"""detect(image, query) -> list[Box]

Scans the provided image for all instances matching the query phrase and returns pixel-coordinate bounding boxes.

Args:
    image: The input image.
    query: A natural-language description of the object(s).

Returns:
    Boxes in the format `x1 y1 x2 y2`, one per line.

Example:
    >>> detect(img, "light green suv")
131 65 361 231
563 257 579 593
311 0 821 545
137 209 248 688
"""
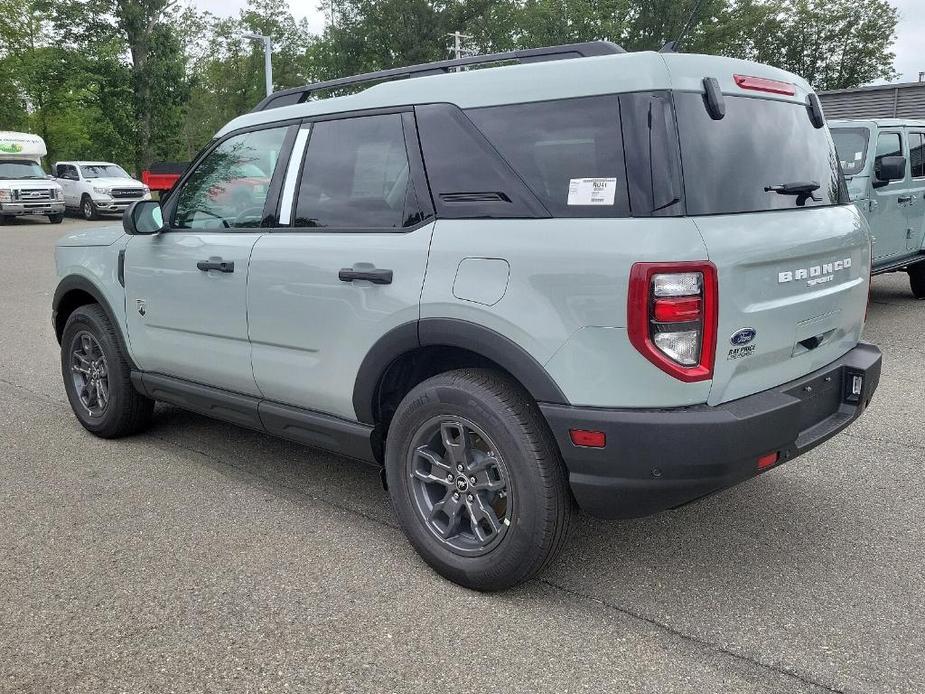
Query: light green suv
53 42 881 590
830 119 925 296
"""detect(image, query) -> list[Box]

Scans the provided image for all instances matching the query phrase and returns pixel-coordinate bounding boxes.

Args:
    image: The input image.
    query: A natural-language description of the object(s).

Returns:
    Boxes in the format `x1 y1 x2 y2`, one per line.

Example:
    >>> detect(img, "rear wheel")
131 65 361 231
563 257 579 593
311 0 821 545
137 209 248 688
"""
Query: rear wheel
61 304 154 438
385 369 572 591
910 262 925 299
0 215 8 225
81 196 98 221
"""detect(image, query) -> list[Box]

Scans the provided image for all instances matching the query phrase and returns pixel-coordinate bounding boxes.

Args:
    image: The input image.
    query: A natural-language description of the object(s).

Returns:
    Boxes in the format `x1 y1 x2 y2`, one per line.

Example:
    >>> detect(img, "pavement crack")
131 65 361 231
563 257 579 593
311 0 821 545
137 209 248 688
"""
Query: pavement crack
538 578 848 694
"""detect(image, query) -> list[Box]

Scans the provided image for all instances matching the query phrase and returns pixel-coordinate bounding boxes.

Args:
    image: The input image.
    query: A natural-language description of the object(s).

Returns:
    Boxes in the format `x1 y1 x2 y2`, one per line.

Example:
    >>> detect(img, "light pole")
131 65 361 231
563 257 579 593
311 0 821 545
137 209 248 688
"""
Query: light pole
243 33 273 97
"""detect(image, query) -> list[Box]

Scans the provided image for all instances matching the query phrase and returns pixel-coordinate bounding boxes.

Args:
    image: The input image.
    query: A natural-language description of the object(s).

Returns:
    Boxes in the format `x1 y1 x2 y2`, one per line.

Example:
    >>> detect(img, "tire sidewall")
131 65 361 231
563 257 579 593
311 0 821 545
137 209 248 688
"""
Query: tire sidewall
386 373 558 589
60 307 129 435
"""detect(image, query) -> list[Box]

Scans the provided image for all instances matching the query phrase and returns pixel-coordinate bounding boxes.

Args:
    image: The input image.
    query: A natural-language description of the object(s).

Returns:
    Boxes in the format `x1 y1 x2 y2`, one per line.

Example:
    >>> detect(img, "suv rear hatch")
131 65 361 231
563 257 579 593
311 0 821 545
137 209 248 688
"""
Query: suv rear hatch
669 71 869 406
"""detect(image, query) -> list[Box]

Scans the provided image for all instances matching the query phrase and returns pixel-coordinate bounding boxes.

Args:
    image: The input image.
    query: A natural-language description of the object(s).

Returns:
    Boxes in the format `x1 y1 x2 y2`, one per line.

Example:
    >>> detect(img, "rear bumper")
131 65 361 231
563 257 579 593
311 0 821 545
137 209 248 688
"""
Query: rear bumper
541 342 882 519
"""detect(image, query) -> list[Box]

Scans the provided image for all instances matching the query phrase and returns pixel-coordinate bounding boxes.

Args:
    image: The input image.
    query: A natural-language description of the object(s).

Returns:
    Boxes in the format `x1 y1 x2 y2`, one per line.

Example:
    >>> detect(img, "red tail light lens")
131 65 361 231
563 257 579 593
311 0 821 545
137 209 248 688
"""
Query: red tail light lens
628 262 718 382
733 74 796 96
653 296 702 323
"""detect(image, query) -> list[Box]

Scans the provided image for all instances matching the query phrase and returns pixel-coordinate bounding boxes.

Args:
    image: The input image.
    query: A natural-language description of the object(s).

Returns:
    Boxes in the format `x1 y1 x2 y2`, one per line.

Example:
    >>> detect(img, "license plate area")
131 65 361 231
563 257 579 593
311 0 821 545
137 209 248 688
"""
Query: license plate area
785 371 842 433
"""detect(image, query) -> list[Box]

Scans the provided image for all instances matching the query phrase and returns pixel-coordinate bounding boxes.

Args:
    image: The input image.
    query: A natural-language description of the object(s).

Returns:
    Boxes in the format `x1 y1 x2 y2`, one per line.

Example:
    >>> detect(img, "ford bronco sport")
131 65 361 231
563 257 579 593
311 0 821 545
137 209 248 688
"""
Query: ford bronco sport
54 42 881 590
829 119 925 296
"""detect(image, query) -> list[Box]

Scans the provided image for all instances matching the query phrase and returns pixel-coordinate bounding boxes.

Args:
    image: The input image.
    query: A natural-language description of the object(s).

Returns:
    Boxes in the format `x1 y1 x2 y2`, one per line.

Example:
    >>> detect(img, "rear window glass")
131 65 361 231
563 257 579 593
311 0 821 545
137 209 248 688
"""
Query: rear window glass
466 96 630 217
675 93 847 215
831 128 870 177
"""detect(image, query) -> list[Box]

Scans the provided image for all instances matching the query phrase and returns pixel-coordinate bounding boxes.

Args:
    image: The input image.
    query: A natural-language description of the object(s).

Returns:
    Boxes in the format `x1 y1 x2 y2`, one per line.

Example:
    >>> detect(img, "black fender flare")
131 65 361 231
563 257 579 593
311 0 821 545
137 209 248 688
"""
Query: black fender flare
52 275 135 368
352 317 569 425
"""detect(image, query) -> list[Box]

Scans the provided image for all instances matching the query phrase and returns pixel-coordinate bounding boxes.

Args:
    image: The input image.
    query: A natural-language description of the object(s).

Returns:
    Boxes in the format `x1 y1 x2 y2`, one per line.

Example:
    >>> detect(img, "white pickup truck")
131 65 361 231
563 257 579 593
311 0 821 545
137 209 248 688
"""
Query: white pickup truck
0 131 65 225
54 161 151 220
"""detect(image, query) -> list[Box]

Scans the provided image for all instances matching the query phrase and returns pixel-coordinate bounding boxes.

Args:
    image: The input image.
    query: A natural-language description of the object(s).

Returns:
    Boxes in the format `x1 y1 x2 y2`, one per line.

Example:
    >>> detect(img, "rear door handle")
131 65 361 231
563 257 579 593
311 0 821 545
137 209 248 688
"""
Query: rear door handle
197 258 235 273
898 195 914 204
338 268 393 285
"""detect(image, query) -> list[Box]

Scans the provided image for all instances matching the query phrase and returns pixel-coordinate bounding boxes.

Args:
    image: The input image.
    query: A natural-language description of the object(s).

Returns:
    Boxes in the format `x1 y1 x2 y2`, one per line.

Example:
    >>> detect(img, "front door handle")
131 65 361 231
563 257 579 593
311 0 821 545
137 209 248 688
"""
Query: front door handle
338 267 393 285
898 195 914 204
197 258 235 273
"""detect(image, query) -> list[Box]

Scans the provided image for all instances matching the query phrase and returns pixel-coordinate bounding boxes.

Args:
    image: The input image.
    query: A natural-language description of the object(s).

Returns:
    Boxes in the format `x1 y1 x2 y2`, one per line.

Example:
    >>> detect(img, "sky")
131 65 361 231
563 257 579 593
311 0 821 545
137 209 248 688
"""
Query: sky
192 0 925 85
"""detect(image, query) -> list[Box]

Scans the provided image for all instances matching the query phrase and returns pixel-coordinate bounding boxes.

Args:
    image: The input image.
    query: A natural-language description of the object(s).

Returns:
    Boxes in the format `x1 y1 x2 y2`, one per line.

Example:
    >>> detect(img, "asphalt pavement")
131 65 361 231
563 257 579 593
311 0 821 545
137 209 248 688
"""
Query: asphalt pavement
0 216 922 693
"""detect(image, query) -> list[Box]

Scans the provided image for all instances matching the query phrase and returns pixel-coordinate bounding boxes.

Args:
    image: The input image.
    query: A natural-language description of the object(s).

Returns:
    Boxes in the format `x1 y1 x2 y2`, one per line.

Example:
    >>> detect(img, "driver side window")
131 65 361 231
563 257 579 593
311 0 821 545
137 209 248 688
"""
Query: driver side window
173 126 289 230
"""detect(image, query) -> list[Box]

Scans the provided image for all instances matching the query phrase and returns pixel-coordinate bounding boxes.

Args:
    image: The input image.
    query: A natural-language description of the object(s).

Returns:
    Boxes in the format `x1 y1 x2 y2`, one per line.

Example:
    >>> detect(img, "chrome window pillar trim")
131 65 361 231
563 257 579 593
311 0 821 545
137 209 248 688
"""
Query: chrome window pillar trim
279 125 311 226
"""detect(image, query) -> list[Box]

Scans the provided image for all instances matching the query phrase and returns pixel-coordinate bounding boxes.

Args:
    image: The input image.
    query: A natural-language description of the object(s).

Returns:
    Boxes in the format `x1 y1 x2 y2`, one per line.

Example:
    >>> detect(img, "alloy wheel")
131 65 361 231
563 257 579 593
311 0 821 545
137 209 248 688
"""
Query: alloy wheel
69 331 109 417
407 416 512 556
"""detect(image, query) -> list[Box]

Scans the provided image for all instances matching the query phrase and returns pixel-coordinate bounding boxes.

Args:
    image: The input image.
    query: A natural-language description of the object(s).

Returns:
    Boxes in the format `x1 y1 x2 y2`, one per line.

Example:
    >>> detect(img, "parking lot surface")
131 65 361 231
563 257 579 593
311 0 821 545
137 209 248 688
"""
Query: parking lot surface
1 216 922 693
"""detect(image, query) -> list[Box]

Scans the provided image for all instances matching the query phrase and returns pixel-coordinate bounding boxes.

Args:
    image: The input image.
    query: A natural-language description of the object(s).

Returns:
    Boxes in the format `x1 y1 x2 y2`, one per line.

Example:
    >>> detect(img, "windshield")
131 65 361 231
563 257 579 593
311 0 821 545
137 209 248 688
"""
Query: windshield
80 164 129 179
0 159 46 180
831 128 870 177
675 93 847 215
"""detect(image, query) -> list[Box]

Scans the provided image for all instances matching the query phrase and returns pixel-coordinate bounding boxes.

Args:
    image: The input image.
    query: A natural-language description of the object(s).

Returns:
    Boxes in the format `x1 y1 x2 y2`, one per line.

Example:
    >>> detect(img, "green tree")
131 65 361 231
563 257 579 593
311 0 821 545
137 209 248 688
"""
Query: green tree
752 0 899 90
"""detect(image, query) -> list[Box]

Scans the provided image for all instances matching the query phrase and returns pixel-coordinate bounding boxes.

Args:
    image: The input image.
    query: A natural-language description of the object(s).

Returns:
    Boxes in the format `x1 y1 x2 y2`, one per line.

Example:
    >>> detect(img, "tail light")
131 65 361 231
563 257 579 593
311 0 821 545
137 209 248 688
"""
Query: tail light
628 262 718 382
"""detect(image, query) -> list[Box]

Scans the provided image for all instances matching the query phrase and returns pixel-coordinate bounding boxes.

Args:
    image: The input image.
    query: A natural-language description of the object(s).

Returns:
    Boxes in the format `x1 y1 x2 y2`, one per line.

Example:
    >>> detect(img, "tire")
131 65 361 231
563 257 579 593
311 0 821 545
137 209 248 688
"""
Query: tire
0 215 8 225
60 304 154 438
81 196 98 221
910 262 925 299
385 368 572 591
48 213 63 224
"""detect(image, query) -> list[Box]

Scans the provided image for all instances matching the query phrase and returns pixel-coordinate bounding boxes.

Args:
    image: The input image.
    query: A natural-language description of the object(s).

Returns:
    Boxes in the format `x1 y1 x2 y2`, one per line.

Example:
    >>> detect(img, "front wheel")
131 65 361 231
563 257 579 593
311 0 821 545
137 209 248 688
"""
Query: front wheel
910 262 925 299
61 304 154 438
385 369 572 591
48 213 63 224
81 196 98 221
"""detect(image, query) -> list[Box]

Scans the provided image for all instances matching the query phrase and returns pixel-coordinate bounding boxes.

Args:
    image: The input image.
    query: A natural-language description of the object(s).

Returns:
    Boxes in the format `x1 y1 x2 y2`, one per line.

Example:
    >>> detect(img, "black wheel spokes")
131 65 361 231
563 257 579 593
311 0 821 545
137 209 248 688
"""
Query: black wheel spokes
409 418 511 554
70 331 109 417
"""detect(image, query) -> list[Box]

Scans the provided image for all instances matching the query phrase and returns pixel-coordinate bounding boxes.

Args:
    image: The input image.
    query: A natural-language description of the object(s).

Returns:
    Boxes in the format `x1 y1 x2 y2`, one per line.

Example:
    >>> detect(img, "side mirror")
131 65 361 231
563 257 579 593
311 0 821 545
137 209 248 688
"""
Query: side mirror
873 155 906 187
124 200 165 235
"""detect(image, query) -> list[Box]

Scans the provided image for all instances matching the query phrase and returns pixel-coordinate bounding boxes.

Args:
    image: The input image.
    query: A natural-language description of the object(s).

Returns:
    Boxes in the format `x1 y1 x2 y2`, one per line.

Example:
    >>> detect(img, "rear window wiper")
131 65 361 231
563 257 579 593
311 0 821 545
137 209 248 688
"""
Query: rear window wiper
764 181 821 205
764 181 820 195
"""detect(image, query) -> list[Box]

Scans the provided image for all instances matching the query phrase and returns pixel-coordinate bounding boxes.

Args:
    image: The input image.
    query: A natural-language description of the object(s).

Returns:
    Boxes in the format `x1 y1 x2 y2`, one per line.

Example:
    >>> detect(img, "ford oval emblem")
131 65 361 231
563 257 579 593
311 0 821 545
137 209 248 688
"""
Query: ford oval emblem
730 328 757 346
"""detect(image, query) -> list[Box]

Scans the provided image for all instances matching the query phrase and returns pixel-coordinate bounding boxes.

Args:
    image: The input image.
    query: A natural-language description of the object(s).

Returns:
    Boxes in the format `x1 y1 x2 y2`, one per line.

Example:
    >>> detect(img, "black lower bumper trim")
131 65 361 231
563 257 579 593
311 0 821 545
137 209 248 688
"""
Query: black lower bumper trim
541 342 882 519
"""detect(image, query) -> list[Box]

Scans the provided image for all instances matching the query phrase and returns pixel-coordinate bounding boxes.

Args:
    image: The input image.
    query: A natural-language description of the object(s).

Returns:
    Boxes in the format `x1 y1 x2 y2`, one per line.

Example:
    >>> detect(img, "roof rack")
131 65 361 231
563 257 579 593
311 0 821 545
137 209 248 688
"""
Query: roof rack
252 41 625 112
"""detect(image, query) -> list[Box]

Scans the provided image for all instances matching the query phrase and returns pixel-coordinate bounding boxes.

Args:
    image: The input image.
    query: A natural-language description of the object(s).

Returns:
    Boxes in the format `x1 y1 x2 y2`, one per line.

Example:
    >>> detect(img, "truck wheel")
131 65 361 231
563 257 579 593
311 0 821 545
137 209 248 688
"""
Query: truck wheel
48 213 63 224
910 262 925 299
0 215 8 225
385 369 572 591
81 196 98 221
61 304 154 438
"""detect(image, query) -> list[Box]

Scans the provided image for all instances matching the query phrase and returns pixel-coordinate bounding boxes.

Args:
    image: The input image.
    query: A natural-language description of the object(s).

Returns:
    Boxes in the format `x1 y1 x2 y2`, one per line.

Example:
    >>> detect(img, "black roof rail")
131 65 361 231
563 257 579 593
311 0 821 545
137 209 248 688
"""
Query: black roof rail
252 41 625 112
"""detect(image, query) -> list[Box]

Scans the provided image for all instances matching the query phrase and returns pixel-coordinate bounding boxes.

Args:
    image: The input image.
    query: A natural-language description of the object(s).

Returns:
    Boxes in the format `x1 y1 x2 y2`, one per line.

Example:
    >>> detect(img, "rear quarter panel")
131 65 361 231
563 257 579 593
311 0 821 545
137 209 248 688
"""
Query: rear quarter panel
420 218 713 407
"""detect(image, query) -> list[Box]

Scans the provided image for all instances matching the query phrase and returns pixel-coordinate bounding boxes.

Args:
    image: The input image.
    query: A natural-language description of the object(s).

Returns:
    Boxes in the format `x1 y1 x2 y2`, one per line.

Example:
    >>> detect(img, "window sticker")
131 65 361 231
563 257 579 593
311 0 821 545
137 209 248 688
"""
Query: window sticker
568 177 617 206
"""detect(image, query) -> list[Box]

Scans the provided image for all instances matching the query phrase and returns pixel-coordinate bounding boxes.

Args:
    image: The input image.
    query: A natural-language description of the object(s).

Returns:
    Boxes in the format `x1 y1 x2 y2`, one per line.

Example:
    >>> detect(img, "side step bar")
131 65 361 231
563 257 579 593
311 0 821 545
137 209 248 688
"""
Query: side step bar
131 371 377 463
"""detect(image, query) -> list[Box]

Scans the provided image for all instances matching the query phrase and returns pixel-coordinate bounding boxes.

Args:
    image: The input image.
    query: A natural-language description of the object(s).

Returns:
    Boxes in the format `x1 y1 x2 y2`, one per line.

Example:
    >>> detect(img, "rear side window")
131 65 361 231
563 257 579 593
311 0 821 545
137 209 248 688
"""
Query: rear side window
910 133 925 179
675 93 847 215
466 96 630 217
874 133 903 181
831 128 870 177
294 114 423 229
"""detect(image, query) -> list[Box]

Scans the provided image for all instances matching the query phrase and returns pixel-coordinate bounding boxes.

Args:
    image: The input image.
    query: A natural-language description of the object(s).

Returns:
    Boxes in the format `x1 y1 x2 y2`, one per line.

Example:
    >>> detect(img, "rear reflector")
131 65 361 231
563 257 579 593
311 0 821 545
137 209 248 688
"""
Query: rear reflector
569 429 606 448
734 74 796 96
757 452 779 470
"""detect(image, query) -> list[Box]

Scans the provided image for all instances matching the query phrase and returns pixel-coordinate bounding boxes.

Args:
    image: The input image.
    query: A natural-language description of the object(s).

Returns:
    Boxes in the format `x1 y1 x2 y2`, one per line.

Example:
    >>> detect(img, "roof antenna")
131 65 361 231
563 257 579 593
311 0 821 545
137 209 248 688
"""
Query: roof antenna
660 0 706 53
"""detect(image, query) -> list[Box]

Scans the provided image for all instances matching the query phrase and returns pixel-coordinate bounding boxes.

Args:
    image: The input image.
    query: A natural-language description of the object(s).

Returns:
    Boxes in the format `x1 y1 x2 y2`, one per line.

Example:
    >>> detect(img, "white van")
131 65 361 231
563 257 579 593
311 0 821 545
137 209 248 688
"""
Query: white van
0 132 65 225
